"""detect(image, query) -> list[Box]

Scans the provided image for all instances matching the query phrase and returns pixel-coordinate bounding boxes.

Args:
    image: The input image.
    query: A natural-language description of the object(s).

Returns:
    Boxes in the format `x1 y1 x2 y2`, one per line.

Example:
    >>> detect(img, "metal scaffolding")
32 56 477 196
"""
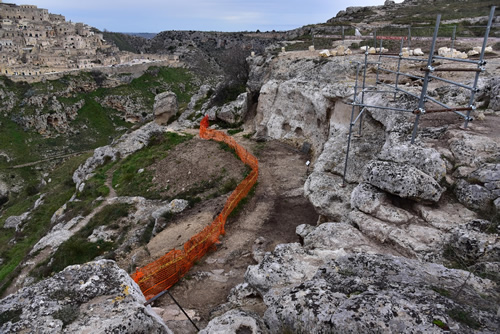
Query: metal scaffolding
342 6 497 186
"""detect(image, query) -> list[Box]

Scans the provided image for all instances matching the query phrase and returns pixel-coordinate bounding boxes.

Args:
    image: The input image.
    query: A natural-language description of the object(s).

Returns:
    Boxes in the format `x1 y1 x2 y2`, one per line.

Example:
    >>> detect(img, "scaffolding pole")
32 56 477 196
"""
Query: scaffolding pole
340 8 493 185
411 14 441 144
464 5 496 128
342 63 361 186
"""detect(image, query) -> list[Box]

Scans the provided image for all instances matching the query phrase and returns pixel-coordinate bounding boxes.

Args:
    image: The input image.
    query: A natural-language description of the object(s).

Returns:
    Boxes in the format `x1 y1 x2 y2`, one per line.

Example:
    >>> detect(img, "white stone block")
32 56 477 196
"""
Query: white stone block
319 49 331 57
413 48 424 56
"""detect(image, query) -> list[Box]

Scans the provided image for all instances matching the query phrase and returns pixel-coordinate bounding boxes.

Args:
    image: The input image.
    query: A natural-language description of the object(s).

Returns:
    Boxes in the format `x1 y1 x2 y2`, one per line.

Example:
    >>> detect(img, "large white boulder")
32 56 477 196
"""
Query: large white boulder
154 91 178 125
216 92 248 124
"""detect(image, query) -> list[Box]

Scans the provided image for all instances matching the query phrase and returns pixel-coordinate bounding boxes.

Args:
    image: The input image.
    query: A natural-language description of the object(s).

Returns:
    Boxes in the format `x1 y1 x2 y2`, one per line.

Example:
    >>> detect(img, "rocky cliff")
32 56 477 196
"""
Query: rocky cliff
1 1 500 332
201 39 500 331
0 260 172 333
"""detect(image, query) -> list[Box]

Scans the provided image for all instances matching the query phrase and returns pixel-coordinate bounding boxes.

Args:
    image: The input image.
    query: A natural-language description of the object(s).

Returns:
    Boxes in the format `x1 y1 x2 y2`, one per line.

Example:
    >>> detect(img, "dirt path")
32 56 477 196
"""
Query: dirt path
5 150 93 169
147 134 319 332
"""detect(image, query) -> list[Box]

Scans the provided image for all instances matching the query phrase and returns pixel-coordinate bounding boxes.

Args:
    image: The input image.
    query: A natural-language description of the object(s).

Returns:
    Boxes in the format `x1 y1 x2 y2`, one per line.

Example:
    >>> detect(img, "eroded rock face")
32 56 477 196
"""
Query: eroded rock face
250 54 355 154
199 309 268 334
455 179 495 212
478 77 500 111
349 209 445 261
448 131 500 168
263 253 499 334
0 180 10 206
0 260 172 333
4 212 30 231
448 220 500 266
351 183 413 225
304 172 354 221
254 79 333 152
99 95 150 123
154 91 178 125
72 121 165 188
363 161 444 203
245 223 394 300
215 92 248 124
377 135 447 181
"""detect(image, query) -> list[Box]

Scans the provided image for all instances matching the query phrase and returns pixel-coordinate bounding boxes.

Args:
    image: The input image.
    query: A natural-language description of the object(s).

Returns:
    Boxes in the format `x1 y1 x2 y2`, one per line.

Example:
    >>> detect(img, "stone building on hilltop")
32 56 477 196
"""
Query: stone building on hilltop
0 1 169 78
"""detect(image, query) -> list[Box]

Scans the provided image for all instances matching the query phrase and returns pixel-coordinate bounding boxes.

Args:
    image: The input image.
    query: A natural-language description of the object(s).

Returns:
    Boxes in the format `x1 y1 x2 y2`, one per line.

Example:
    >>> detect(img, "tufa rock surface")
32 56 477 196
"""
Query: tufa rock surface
154 91 179 125
263 253 499 334
0 260 172 333
363 160 444 203
199 309 268 334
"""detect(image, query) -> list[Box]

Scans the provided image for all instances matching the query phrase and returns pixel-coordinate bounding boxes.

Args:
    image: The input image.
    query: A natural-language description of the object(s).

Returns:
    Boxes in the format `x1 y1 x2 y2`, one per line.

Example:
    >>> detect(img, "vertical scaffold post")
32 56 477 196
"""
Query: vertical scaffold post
359 51 369 135
393 39 405 101
375 39 383 87
342 64 361 186
408 26 411 50
464 6 495 129
411 14 441 144
451 25 457 51
373 29 377 47
342 26 345 41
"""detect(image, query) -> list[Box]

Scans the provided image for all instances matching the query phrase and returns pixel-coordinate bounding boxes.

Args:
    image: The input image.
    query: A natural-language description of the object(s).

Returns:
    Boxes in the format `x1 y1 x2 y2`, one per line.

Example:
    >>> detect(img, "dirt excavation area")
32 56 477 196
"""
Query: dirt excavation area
131 133 318 332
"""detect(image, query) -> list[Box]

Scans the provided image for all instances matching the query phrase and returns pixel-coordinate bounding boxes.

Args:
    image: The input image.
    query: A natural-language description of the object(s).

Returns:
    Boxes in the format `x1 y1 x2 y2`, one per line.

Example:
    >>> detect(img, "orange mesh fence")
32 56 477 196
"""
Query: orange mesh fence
131 115 259 299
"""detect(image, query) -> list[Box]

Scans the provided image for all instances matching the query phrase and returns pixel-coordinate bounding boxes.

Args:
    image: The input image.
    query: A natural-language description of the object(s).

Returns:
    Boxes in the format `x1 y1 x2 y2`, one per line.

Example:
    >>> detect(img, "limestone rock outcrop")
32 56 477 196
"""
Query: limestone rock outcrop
363 161 444 203
478 77 500 111
248 54 355 153
72 121 165 188
0 260 172 333
0 180 9 206
263 253 499 333
199 309 268 334
99 95 151 123
215 92 248 124
304 172 354 221
154 91 178 125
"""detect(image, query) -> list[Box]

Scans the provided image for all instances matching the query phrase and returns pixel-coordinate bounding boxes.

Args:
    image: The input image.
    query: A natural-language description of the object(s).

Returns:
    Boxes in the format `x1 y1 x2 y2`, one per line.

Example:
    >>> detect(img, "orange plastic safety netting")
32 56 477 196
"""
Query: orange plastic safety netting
131 115 259 300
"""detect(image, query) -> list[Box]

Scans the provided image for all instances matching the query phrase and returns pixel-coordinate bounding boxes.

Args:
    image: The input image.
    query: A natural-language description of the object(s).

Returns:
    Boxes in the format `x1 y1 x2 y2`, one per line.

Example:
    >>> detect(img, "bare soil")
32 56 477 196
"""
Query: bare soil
143 133 318 332
150 138 248 200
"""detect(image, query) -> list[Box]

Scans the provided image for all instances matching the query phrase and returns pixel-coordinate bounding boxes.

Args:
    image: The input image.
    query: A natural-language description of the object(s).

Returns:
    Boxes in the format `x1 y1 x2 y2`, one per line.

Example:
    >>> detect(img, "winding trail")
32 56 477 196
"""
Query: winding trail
150 134 318 333
4 150 93 169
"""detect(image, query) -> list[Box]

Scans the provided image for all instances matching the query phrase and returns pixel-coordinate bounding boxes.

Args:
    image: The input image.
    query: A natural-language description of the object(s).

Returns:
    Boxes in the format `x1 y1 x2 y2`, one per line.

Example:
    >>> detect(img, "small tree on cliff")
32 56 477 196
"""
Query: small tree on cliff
210 45 250 106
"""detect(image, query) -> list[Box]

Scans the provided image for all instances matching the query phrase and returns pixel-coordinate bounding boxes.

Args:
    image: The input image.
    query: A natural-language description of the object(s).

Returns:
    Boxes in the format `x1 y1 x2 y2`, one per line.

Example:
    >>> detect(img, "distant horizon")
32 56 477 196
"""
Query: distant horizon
11 0 405 34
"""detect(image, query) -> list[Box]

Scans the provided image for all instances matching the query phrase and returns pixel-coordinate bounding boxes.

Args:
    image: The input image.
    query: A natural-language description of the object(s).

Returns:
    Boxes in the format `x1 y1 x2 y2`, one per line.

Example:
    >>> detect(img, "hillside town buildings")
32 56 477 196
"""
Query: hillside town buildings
0 1 170 78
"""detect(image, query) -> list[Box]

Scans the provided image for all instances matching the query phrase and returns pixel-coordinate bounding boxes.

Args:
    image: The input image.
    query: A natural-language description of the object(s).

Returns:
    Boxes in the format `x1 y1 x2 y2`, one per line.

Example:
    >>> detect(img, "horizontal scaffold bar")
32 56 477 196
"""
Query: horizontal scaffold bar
420 67 482 72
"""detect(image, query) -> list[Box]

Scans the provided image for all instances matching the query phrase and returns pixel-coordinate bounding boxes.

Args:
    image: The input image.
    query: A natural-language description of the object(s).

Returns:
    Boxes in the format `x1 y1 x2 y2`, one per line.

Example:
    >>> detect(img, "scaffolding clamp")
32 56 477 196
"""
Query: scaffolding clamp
427 65 435 72
413 108 426 115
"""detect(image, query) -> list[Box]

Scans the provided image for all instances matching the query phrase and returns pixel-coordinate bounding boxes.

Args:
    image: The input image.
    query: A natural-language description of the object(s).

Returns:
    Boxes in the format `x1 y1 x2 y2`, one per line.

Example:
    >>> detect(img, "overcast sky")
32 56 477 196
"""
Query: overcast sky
18 0 403 33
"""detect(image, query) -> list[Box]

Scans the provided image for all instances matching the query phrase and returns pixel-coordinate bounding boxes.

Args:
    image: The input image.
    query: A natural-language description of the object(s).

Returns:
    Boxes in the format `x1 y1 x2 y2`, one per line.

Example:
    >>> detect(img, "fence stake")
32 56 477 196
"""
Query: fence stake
408 26 411 50
359 52 369 135
375 39 383 86
167 290 200 332
451 25 456 51
411 14 441 144
393 39 404 101
464 5 495 129
342 63 361 186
